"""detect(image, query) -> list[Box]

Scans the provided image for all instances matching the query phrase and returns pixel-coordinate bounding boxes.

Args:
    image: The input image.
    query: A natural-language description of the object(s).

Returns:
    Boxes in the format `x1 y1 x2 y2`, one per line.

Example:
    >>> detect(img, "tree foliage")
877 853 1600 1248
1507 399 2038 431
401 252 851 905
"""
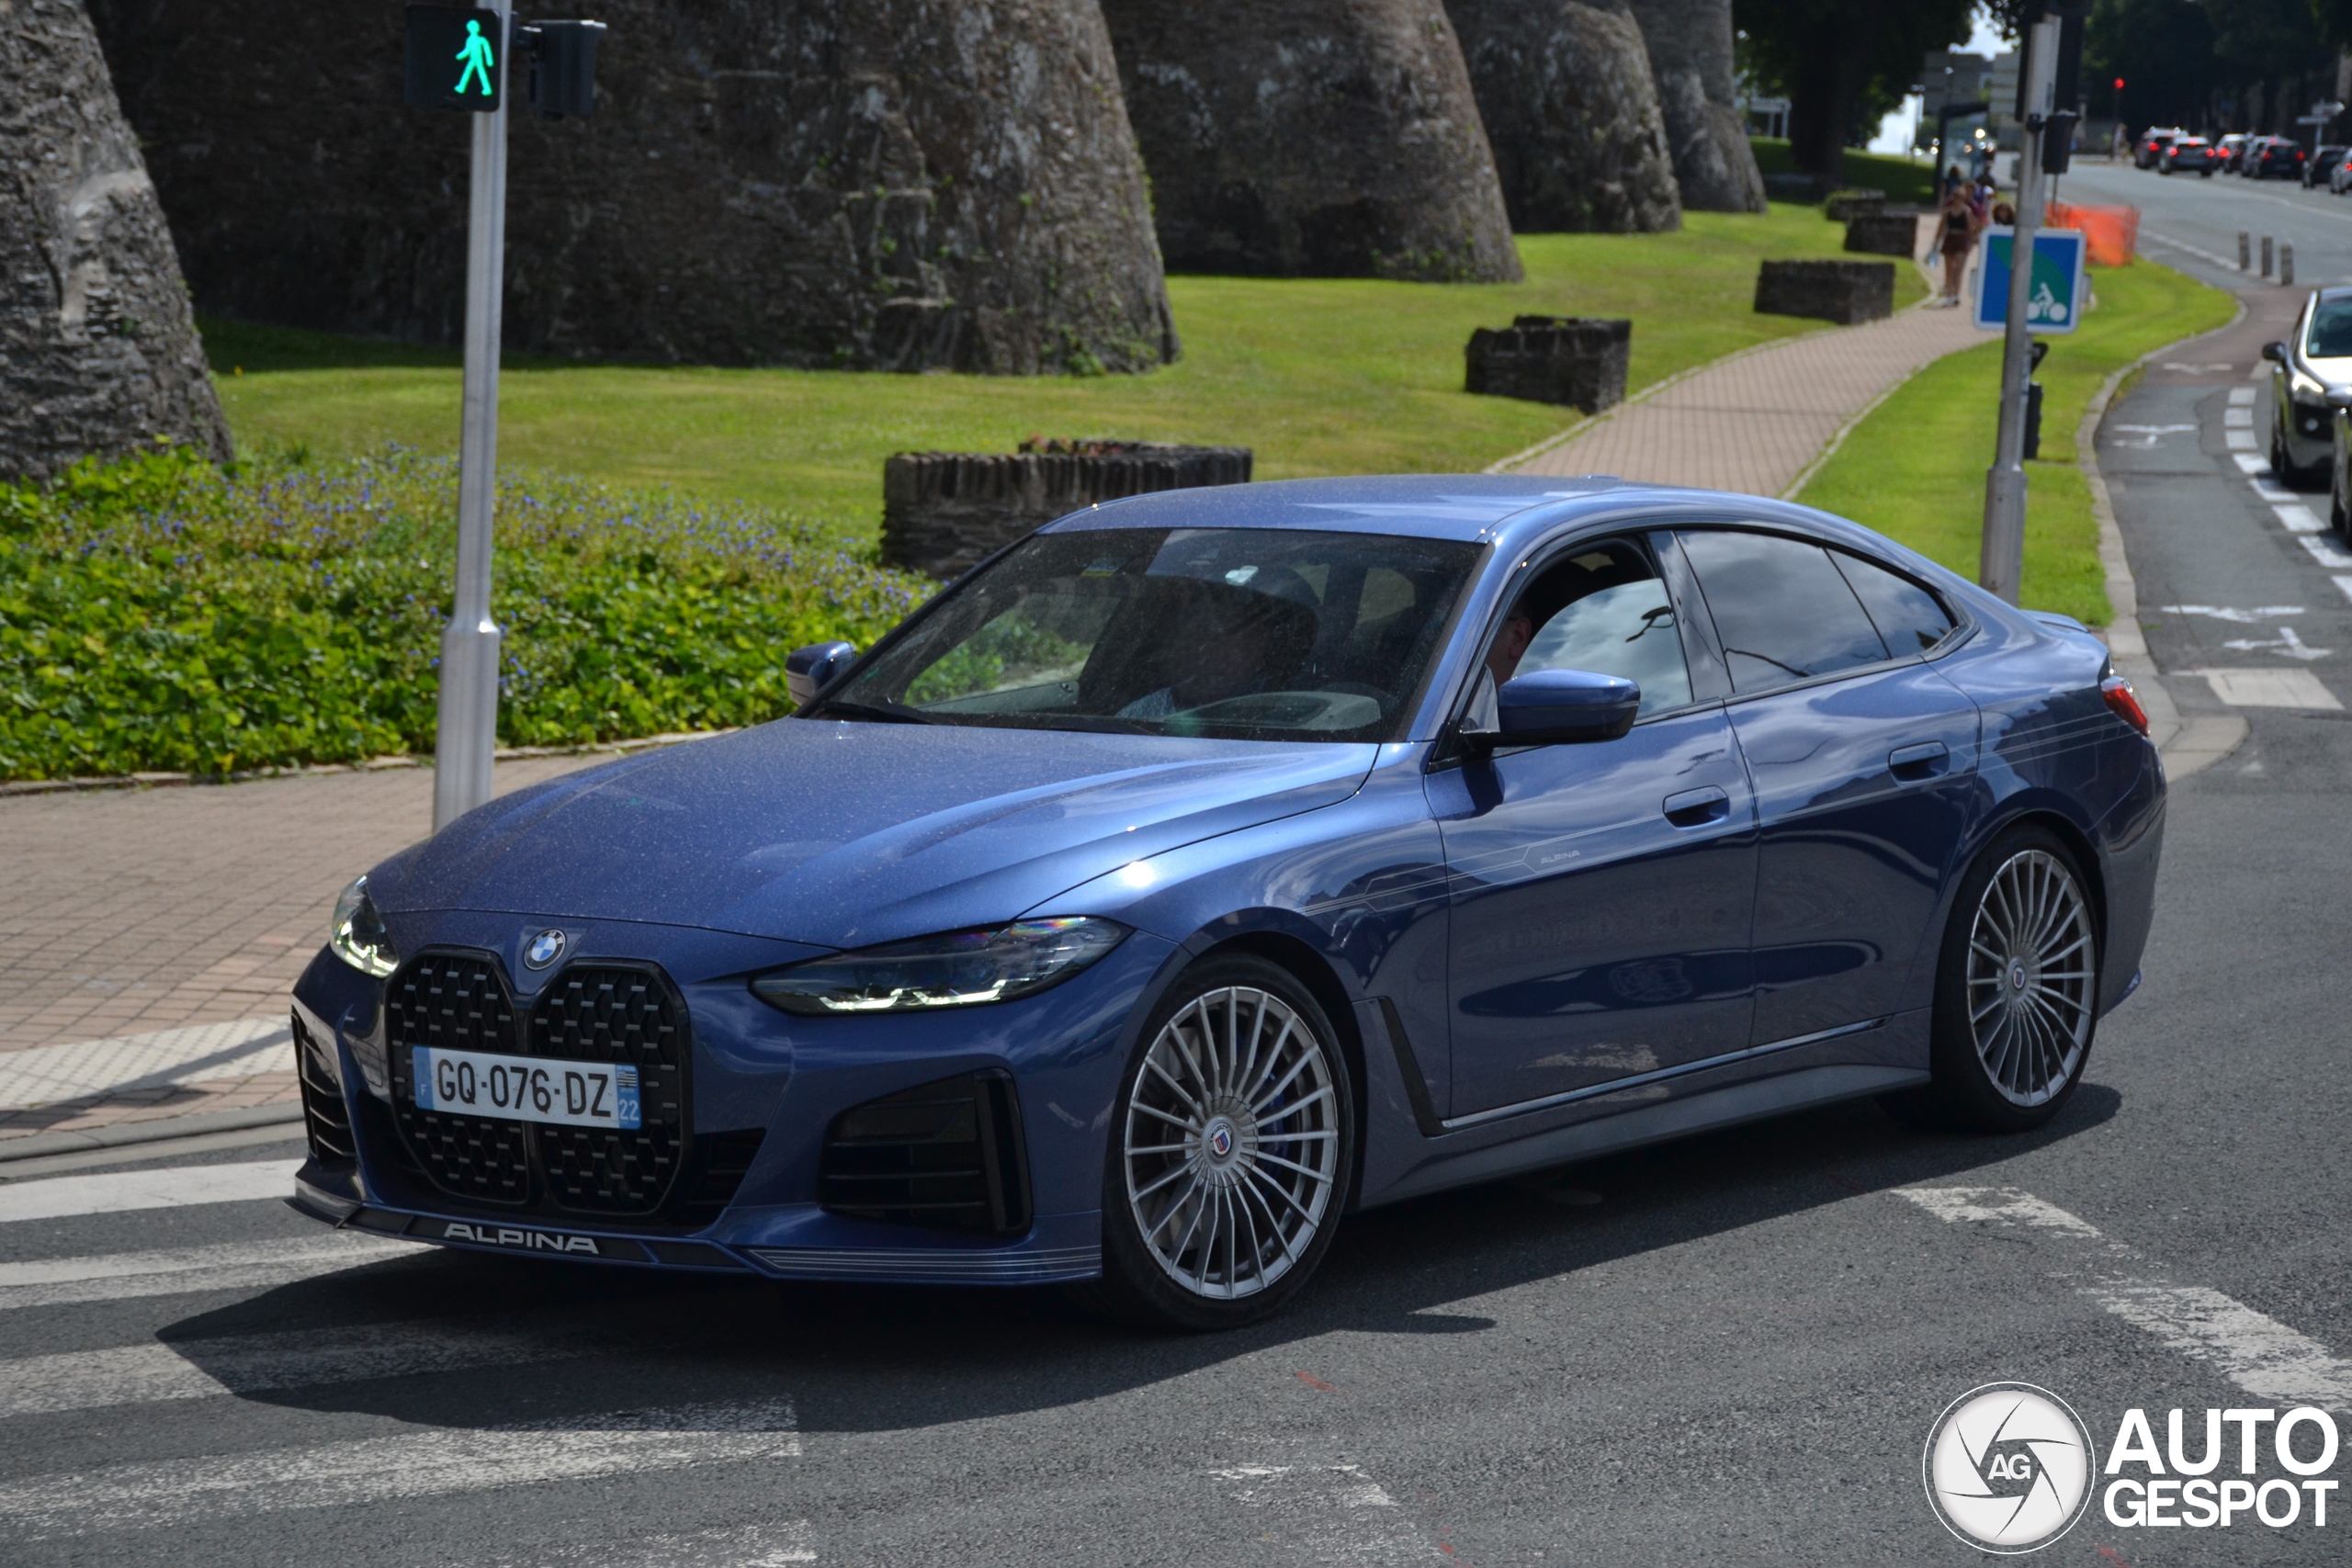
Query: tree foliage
1736 0 1979 173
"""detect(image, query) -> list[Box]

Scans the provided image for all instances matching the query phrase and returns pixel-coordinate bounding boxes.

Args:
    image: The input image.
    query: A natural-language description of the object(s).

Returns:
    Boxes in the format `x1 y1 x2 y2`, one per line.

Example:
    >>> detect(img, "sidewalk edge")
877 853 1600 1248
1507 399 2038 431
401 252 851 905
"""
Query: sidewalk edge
0 1103 302 1164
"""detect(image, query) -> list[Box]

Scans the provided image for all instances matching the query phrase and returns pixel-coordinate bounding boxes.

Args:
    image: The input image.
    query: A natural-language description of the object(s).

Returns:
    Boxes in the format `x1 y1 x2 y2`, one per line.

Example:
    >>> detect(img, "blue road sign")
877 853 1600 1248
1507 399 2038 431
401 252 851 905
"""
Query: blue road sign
1974 227 2089 333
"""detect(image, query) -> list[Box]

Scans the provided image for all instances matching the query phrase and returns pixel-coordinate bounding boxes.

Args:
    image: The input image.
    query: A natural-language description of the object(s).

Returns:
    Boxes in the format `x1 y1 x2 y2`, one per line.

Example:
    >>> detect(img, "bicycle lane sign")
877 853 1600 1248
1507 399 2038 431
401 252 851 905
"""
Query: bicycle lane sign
1973 228 2089 333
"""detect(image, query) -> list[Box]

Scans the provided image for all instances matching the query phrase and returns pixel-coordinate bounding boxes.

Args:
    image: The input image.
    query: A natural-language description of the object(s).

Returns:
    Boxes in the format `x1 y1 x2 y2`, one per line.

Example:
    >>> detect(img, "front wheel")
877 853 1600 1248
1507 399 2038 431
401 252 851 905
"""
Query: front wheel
1890 826 2099 1133
1087 955 1355 1330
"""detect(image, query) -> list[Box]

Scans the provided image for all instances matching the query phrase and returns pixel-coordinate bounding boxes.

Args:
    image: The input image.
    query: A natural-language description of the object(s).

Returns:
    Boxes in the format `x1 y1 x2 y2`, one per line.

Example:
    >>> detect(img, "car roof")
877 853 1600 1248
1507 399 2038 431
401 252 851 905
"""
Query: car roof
1041 473 1926 564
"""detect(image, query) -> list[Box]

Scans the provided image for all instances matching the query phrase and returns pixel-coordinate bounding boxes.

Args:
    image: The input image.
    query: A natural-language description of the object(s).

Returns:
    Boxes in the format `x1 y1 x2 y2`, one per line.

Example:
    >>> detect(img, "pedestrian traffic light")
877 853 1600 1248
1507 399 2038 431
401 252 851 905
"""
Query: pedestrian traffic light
516 20 606 119
405 5 504 113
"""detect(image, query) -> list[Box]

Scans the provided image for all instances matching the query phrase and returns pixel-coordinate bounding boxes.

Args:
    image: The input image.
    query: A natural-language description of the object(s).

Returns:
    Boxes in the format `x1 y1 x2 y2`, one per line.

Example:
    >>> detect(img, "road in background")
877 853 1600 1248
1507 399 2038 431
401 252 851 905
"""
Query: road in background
2063 156 2352 290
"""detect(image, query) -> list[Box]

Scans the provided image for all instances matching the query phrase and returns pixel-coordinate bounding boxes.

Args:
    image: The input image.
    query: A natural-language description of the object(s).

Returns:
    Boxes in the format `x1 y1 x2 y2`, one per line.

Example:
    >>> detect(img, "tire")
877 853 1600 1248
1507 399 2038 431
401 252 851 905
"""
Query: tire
1083 954 1356 1330
1888 825 2098 1134
2272 412 2295 483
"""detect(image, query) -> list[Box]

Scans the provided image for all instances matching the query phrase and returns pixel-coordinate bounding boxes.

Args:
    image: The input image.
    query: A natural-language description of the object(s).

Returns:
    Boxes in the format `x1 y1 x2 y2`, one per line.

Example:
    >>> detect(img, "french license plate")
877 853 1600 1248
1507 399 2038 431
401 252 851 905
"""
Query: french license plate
412 1046 639 1130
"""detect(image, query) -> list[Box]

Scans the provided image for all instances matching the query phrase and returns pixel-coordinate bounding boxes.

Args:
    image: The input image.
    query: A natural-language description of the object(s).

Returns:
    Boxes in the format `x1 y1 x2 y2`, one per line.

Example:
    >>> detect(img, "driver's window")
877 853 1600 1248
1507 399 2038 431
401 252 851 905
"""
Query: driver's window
1505 542 1694 716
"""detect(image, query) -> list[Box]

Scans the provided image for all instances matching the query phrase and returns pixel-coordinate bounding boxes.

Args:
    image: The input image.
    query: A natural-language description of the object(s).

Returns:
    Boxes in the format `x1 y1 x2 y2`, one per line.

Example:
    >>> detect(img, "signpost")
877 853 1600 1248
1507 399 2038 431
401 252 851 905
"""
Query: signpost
404 6 603 831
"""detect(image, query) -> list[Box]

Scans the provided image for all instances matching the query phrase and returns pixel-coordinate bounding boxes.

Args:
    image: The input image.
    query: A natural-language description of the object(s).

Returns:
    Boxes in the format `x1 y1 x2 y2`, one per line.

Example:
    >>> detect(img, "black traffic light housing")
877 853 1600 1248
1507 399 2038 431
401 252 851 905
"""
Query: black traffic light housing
516 20 606 120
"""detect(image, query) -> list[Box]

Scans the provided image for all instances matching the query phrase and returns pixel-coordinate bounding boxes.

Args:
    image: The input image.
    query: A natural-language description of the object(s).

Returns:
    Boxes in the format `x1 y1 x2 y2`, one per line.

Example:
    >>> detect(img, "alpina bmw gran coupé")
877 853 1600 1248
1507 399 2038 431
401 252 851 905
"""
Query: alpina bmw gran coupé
290 475 2164 1328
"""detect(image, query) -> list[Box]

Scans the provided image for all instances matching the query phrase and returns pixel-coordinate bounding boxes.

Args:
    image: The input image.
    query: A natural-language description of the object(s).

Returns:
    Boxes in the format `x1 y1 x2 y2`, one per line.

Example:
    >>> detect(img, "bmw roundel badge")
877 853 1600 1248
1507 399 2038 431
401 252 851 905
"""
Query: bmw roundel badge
523 929 567 970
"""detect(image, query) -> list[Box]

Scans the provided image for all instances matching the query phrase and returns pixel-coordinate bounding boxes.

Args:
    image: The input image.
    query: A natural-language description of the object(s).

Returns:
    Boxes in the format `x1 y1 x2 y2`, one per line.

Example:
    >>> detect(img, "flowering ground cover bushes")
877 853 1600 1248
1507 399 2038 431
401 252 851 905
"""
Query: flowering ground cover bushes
0 446 926 781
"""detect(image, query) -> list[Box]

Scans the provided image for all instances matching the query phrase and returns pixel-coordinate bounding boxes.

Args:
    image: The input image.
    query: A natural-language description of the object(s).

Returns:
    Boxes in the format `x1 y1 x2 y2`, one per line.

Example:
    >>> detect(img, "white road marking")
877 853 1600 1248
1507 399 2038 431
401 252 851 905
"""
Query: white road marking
2227 429 2257 450
2194 668 2345 708
0 1317 588 1418
2141 230 2242 270
2252 479 2297 502
0 1397 801 1540
2224 408 2254 427
2159 604 2306 623
2234 453 2271 473
1897 1187 2352 1411
2334 574 2352 604
1206 1457 1435 1562
0 1159 299 1224
2162 362 2236 373
2273 502 2327 534
0 1234 425 1312
481 1522 818 1567
2230 387 2257 405
2220 626 2330 660
2301 535 2352 569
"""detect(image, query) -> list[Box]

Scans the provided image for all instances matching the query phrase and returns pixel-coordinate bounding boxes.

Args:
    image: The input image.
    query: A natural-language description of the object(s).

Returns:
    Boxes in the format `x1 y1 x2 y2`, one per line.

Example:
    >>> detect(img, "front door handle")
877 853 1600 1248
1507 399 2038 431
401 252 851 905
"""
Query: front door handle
1662 785 1731 828
1889 740 1951 780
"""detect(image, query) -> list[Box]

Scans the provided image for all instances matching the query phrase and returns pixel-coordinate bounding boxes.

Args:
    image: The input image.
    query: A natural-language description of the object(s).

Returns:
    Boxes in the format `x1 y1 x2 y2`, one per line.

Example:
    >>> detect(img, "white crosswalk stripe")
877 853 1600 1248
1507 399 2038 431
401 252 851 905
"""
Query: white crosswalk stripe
481 1521 819 1567
0 1234 425 1312
0 1316 590 1419
0 1397 801 1540
0 1159 300 1223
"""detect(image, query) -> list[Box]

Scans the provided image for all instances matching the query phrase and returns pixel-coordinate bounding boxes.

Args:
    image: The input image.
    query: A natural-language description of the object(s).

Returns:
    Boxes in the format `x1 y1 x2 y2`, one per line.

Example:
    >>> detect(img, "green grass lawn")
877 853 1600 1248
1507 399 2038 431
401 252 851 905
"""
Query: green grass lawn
207 206 1919 544
1793 257 2236 626
1748 138 1940 205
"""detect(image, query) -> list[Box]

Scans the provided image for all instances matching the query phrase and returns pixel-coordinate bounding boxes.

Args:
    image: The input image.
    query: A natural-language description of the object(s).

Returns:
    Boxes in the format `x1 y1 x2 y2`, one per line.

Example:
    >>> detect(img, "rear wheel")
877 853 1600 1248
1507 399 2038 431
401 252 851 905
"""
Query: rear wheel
1085 955 1354 1330
1887 826 2098 1133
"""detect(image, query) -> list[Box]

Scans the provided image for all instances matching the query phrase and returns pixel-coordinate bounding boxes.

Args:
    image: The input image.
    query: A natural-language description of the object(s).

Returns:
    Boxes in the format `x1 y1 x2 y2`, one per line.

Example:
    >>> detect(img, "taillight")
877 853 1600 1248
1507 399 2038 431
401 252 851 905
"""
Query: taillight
2101 674 2150 737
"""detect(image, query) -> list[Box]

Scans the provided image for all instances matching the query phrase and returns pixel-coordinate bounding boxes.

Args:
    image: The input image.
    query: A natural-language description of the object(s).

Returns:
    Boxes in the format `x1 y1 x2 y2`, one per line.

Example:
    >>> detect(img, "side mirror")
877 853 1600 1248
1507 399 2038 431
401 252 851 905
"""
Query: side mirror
786 641 858 708
2262 341 2290 365
1465 668 1640 750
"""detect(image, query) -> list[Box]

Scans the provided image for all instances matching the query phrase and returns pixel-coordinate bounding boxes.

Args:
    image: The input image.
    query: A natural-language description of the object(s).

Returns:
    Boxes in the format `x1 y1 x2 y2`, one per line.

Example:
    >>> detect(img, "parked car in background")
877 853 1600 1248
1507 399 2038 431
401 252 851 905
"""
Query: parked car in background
2267 288 2352 486
2329 150 2352 195
2161 136 2218 175
2215 132 2250 171
2135 127 2187 168
2244 137 2307 179
2305 145 2346 188
286 476 2166 1328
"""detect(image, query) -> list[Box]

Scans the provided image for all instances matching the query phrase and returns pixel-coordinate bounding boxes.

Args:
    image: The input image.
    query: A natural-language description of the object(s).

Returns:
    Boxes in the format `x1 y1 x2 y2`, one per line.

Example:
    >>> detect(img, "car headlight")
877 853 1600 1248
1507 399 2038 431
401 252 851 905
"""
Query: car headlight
750 917 1128 1016
329 875 400 978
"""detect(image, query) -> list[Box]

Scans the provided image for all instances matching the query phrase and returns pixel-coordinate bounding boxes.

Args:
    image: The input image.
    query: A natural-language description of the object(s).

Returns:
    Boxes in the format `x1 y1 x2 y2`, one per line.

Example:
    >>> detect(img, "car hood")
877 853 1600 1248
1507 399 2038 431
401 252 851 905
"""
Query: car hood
370 720 1379 950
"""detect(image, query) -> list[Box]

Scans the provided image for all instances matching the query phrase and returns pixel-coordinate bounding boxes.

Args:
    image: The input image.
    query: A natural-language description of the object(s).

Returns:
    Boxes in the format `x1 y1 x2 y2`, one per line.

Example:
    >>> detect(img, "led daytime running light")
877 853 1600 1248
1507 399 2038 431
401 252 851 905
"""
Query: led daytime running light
329 875 401 978
751 917 1127 1016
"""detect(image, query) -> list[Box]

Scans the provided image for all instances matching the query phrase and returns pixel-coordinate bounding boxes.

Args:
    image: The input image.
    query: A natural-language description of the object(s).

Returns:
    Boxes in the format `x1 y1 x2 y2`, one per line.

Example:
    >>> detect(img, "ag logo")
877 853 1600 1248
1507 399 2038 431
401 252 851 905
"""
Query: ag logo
1924 1383 2097 1553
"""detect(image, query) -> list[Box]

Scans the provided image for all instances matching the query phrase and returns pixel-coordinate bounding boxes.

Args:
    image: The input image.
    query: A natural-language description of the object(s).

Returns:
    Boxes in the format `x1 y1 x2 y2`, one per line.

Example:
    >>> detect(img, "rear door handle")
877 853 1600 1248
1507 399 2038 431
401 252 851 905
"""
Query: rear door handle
1662 785 1731 828
1889 740 1951 779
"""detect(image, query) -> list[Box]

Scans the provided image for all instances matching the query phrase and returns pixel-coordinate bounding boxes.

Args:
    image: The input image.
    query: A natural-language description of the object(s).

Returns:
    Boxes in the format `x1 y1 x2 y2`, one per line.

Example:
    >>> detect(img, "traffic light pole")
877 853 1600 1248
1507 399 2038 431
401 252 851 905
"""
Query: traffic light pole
1980 15 2061 605
433 0 514 831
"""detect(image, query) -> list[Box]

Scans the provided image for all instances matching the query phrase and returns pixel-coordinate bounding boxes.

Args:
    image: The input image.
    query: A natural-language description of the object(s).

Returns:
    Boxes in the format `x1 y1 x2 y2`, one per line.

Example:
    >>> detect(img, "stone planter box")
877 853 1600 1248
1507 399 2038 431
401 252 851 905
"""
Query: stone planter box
1823 187 1886 221
882 440 1252 578
1845 212 1923 257
1464 315 1632 413
1754 259 1895 325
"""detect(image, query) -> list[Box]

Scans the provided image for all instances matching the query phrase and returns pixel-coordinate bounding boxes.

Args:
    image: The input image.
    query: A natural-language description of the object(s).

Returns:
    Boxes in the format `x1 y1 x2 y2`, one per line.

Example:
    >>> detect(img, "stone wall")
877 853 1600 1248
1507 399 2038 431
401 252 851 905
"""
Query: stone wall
2 0 230 483
1099 0 1521 281
1754 260 1894 326
883 441 1252 578
1622 0 1765 214
85 0 1177 374
1445 0 1679 235
1464 316 1631 412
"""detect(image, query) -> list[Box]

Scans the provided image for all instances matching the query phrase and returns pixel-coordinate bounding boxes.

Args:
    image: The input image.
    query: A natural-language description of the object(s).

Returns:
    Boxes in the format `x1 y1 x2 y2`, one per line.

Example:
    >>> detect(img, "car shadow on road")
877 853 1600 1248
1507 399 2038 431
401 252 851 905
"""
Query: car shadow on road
153 1081 2120 1435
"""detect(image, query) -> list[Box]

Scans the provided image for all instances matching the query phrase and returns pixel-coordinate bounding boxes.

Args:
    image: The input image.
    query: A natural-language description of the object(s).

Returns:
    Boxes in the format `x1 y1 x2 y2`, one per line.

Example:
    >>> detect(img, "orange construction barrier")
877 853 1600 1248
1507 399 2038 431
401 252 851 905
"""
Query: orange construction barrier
2044 201 2139 265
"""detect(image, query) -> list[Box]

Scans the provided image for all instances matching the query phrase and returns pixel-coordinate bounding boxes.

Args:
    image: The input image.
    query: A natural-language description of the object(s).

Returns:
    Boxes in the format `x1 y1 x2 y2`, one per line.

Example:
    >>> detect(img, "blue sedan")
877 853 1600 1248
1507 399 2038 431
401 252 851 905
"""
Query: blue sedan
289 476 2165 1329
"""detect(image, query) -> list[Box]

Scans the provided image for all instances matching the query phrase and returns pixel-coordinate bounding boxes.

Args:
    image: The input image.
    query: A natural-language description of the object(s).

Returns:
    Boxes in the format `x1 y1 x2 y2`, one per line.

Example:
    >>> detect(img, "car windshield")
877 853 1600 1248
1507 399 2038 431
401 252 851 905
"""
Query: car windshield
2309 299 2352 358
816 526 1482 742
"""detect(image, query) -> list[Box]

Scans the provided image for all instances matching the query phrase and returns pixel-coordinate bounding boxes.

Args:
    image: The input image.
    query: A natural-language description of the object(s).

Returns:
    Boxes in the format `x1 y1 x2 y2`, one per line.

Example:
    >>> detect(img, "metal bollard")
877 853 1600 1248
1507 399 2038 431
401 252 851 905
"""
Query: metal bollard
2262 235 2274 277
2281 243 2295 286
2240 231 2251 269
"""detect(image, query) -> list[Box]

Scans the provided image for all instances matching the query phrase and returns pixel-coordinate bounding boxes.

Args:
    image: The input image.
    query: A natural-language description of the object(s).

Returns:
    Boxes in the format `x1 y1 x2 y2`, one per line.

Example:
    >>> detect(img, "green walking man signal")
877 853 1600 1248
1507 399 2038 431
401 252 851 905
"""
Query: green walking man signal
404 6 605 118
453 18 495 96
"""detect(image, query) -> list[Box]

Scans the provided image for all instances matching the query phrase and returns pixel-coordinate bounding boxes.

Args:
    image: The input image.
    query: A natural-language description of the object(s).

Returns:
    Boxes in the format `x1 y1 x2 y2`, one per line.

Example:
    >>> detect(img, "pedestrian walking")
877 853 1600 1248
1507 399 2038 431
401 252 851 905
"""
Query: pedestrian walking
1933 184 1980 307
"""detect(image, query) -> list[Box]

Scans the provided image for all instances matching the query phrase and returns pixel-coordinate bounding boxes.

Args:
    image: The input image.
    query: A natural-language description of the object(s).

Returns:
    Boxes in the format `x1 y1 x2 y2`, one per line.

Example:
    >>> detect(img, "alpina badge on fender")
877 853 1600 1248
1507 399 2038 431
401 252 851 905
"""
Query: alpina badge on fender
523 929 567 969
442 1221 601 1255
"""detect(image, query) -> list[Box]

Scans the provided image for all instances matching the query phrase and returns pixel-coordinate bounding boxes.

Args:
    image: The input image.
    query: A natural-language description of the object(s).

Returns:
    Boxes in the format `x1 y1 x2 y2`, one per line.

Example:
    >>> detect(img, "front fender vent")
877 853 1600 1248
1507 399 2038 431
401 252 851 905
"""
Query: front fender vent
818 1070 1032 1235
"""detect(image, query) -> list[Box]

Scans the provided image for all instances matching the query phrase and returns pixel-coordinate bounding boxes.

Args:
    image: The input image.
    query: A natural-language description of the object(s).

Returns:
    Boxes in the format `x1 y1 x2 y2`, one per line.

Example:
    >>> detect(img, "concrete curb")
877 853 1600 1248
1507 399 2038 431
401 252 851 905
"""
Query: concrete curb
2080 290 2252 781
0 1102 303 1164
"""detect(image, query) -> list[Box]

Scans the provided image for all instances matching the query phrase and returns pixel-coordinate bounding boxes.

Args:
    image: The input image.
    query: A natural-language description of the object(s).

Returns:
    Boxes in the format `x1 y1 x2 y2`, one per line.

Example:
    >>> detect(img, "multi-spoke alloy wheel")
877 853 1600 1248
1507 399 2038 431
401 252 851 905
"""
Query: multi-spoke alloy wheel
1124 984 1340 1300
1891 826 2100 1134
1965 848 2096 1107
1091 957 1354 1328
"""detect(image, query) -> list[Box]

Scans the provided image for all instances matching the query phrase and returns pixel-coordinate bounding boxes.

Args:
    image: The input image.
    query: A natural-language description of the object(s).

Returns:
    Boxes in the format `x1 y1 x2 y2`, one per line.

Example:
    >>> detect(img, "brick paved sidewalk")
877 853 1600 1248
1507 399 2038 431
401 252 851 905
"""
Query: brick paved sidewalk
1513 293 1985 497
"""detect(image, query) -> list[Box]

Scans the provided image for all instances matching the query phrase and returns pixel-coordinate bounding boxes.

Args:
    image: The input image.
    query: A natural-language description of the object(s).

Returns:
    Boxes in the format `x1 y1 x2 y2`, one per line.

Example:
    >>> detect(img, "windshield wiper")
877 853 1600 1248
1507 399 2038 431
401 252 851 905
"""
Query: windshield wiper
807 698 935 726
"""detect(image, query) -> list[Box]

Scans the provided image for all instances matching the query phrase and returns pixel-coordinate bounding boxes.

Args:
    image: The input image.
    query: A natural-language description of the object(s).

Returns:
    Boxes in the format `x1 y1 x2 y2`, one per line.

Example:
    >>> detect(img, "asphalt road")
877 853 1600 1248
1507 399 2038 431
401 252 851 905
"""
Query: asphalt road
2063 155 2352 290
3 184 2348 1565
